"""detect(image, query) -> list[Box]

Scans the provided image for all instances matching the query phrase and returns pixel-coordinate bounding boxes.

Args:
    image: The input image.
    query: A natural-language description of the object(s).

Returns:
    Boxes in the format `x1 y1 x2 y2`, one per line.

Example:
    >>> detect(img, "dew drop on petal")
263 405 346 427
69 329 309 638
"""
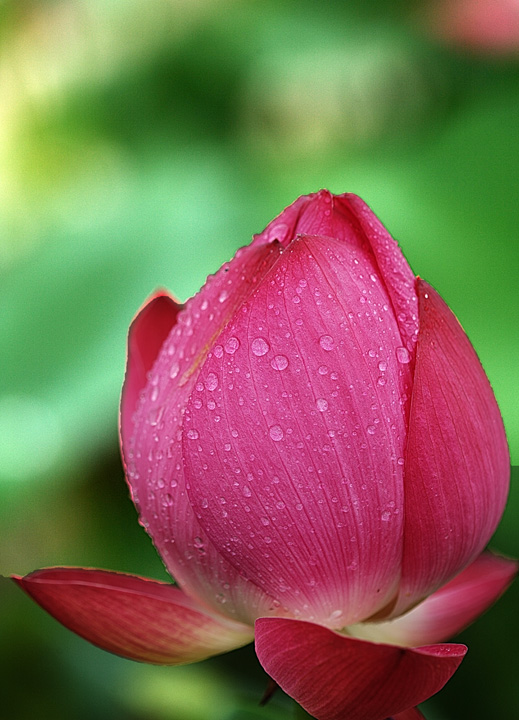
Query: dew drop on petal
318 365 328 375
213 345 224 359
271 355 289 370
316 398 328 412
252 337 270 356
225 337 240 354
186 429 199 440
205 373 219 391
169 362 180 379
396 346 411 364
378 360 387 372
367 425 376 435
269 425 284 441
319 334 335 351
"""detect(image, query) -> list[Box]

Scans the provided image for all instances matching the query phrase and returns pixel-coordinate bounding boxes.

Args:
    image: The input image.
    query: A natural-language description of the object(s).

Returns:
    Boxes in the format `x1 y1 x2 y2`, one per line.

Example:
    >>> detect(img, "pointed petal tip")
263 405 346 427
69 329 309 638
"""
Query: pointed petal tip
15 567 253 665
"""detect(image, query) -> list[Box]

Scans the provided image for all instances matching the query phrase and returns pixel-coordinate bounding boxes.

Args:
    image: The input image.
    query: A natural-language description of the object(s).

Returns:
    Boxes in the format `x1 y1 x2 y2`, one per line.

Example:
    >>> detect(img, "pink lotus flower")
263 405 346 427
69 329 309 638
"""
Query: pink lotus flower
15 191 516 720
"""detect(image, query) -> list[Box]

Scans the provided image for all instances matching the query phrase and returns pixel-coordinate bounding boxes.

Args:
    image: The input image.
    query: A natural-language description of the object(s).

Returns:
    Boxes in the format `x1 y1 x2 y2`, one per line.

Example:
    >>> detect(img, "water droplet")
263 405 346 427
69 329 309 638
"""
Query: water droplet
328 609 343 621
264 536 272 544
194 536 205 551
205 373 219 391
367 425 376 435
213 345 224 359
225 337 240 354
271 355 289 370
242 485 252 497
377 376 386 386
186 429 199 440
316 398 328 412
157 477 165 489
396 346 411 364
397 457 405 466
275 500 285 510
169 362 180 379
252 337 270 356
318 365 328 375
149 405 164 426
378 360 387 372
261 516 270 526
218 290 229 303
381 510 391 522
163 493 173 507
269 425 284 441
319 334 335 351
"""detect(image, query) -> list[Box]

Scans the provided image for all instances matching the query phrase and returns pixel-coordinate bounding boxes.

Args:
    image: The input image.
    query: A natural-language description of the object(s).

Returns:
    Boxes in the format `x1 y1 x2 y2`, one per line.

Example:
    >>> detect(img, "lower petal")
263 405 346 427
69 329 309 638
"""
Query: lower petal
255 617 466 720
349 551 517 648
14 568 253 664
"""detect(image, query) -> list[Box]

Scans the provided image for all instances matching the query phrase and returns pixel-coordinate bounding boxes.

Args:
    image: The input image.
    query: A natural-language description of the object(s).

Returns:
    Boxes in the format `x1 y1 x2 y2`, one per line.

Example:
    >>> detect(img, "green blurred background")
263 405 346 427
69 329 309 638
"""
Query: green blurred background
1 1 518 718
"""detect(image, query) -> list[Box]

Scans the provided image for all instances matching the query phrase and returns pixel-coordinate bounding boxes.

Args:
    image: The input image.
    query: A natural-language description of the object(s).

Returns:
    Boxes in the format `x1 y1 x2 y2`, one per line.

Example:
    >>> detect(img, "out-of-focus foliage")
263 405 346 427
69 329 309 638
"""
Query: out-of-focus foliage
1 1 518 718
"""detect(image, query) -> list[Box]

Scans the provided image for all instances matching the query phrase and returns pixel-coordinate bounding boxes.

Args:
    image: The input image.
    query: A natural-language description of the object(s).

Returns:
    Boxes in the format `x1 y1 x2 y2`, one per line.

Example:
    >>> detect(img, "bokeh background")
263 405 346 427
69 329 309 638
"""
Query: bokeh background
1 1 518 718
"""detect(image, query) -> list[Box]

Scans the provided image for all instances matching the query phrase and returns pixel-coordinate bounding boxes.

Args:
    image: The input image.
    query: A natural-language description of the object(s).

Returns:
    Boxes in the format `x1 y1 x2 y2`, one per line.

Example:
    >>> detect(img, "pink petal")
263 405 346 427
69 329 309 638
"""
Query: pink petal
352 552 517 647
183 232 414 627
255 617 466 720
391 709 425 720
14 568 253 664
395 280 510 616
120 291 181 450
124 239 286 623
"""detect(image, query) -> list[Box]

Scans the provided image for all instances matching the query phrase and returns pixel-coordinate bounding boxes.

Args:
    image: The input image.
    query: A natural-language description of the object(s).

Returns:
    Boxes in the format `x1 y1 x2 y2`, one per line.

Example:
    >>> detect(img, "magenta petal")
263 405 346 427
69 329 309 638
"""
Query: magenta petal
396 280 510 615
125 240 285 623
255 617 466 720
14 568 253 664
391 709 425 720
120 291 181 452
355 552 518 647
341 194 418 353
183 232 414 626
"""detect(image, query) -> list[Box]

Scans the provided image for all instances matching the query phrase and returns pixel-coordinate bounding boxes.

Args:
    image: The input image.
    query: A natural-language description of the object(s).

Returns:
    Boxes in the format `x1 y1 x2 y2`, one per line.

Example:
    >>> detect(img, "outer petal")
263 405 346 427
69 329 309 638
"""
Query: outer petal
350 551 518 647
341 194 418 355
125 239 286 623
395 280 510 615
14 568 253 664
391 710 425 720
183 232 414 627
121 291 181 454
255 617 466 720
